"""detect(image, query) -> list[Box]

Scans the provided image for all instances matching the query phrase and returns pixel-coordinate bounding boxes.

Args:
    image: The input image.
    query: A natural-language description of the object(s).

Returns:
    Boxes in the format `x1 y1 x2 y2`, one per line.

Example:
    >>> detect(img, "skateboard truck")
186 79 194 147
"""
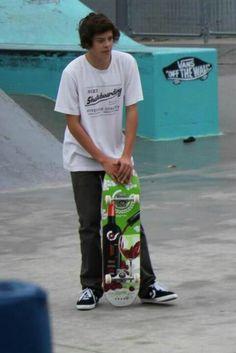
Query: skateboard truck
105 272 140 284
105 194 140 204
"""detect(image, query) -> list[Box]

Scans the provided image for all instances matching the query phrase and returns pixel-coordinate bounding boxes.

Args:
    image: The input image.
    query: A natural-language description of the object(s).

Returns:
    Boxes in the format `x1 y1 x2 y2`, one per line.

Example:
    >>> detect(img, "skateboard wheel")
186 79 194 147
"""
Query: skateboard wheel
105 195 112 204
133 194 140 203
118 271 126 279
134 273 140 283
105 274 112 284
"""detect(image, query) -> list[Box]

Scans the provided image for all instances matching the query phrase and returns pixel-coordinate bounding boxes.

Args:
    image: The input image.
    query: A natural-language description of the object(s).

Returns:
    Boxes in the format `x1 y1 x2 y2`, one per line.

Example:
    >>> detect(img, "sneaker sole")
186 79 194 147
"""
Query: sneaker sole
141 293 178 304
76 304 96 310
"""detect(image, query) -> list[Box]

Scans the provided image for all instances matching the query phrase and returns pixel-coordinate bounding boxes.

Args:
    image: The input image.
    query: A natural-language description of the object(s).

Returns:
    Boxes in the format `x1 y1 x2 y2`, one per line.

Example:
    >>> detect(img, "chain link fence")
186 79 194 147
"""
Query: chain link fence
127 0 202 37
81 0 236 43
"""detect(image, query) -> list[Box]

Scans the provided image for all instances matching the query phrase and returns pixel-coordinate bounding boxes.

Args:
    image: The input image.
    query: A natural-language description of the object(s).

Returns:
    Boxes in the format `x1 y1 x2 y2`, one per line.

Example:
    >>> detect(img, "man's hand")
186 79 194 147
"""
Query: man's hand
102 158 120 182
116 156 133 184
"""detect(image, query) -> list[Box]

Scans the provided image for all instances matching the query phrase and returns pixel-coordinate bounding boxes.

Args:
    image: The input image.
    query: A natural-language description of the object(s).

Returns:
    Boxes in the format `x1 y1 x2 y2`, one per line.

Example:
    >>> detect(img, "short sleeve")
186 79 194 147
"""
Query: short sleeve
54 69 80 115
124 56 144 106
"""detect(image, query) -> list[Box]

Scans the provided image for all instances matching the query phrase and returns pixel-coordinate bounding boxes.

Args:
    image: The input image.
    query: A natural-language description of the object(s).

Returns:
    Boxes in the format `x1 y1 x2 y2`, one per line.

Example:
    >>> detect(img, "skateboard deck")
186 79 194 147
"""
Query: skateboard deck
102 171 141 307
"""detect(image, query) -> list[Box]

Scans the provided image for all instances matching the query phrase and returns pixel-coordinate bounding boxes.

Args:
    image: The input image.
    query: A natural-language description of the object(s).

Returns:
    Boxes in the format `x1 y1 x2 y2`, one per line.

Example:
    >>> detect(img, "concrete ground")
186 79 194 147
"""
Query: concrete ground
1 38 236 352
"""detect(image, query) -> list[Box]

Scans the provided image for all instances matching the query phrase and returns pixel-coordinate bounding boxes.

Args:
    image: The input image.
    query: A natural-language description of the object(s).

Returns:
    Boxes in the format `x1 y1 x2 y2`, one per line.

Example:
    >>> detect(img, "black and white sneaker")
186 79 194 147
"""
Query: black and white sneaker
76 288 99 310
140 281 178 304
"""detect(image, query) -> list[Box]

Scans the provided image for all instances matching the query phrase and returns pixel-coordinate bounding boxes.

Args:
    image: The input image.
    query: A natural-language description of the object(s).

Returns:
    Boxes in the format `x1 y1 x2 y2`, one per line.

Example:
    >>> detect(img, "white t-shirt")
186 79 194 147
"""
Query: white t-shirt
54 50 143 171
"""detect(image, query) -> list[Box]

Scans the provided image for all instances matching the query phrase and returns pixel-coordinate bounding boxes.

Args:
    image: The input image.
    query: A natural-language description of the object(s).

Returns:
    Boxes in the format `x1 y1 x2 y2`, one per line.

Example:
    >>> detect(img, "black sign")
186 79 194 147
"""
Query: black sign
163 57 213 84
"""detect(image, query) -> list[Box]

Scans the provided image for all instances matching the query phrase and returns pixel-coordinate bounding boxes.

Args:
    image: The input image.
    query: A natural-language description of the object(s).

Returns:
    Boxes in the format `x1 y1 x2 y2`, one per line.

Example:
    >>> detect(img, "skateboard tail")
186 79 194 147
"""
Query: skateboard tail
104 289 138 307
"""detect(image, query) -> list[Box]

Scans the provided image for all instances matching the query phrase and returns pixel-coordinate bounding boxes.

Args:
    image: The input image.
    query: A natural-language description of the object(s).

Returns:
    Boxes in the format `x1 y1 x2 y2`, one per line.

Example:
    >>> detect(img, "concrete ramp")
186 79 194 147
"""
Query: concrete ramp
9 94 66 143
0 0 142 51
0 90 68 190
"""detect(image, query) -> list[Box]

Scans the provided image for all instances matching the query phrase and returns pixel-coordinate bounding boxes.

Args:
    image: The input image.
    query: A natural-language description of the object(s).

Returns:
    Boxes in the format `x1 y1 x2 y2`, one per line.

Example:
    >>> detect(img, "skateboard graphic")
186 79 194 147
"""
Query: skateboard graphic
102 172 141 306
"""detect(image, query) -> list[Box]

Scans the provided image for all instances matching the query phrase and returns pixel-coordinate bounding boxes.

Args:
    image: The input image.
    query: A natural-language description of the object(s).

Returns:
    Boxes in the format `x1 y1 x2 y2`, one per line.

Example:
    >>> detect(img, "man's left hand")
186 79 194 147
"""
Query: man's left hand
116 156 133 184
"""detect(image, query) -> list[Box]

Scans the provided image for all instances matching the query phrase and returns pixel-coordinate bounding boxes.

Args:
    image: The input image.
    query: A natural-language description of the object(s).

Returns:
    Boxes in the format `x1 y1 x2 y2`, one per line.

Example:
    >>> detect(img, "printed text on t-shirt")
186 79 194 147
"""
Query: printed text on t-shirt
86 88 122 106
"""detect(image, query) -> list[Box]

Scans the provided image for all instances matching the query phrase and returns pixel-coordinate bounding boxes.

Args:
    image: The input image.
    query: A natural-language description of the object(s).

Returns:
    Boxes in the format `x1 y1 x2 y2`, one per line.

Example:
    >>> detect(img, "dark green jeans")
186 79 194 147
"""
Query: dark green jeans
71 171 156 298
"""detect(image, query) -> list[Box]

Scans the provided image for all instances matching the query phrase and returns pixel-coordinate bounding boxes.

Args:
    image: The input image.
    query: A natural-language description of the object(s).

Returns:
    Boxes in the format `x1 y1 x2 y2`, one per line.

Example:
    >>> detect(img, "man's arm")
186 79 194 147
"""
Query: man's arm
117 104 138 183
66 115 119 179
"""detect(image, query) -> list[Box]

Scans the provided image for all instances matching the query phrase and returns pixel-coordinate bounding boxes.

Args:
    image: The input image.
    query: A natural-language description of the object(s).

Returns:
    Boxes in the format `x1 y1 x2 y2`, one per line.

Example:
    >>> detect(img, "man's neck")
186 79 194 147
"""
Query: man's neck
86 52 112 70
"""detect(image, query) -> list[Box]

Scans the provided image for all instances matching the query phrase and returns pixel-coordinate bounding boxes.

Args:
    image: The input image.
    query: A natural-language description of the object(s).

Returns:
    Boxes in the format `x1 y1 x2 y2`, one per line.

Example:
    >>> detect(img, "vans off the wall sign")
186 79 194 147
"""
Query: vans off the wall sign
163 57 213 85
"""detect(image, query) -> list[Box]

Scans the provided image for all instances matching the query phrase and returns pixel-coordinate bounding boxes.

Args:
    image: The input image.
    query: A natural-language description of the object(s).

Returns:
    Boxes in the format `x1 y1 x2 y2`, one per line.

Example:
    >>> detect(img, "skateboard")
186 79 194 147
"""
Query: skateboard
102 171 141 307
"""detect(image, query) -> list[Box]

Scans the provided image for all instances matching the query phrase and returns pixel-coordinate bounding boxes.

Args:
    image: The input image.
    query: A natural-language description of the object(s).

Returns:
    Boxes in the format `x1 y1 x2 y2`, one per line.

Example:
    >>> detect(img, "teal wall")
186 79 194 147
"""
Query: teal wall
0 51 73 98
0 0 220 140
136 49 219 140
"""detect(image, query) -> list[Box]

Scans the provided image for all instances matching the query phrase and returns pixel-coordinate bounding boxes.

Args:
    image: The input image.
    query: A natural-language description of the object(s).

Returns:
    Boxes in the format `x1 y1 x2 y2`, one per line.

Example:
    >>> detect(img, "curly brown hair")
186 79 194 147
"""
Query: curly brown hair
79 13 120 49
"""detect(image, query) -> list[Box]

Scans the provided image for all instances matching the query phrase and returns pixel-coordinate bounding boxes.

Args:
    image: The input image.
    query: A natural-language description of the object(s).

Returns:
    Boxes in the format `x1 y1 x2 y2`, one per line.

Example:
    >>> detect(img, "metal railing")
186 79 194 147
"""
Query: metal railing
81 0 236 43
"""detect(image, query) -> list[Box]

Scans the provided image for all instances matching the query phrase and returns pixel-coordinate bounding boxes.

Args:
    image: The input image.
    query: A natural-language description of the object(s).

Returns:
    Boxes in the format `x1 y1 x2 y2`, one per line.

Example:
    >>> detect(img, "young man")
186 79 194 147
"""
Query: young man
55 13 178 310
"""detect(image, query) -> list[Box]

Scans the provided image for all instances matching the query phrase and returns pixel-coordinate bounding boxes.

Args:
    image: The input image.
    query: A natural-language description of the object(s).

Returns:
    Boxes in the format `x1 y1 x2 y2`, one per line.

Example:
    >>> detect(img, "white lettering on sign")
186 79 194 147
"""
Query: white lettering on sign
163 57 213 84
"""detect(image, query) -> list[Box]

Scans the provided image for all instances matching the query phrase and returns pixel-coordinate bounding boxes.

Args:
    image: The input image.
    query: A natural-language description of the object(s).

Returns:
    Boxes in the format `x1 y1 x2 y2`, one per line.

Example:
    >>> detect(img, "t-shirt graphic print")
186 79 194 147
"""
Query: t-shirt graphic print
85 85 122 117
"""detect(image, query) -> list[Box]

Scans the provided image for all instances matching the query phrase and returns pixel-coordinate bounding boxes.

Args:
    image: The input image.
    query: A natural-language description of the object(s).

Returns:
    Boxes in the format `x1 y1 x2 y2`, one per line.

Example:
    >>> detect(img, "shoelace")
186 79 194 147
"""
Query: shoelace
79 288 93 301
152 281 167 292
